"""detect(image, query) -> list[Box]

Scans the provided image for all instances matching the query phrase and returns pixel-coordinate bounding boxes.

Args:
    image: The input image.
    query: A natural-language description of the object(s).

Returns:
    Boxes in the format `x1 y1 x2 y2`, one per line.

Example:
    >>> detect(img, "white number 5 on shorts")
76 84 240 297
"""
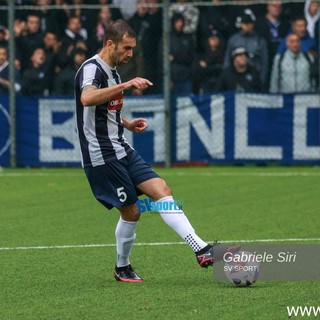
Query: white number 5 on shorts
117 187 127 203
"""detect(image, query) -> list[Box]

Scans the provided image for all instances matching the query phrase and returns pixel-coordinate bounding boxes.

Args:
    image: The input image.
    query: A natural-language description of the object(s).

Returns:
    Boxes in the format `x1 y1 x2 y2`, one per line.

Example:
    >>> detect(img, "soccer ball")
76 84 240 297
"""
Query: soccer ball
224 251 260 287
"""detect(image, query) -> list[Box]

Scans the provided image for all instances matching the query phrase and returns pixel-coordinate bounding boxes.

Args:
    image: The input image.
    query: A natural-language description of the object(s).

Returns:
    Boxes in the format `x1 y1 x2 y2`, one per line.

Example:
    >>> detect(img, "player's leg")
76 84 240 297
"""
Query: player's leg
136 177 214 266
114 203 143 282
137 177 240 266
84 161 143 282
126 150 211 260
116 203 139 269
128 150 240 268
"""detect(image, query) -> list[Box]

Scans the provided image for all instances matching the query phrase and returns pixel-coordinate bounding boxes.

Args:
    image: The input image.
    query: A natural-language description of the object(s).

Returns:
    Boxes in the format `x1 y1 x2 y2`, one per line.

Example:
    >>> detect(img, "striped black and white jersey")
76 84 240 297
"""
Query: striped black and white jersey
75 54 132 167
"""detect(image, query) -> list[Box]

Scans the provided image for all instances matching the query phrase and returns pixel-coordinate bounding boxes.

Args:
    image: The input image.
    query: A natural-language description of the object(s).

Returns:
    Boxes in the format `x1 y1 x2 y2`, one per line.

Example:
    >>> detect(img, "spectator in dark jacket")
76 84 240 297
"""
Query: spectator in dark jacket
170 13 195 95
43 31 61 91
21 47 50 96
216 47 262 93
57 15 87 69
194 29 224 94
53 48 86 95
224 9 269 89
255 1 290 82
16 13 44 71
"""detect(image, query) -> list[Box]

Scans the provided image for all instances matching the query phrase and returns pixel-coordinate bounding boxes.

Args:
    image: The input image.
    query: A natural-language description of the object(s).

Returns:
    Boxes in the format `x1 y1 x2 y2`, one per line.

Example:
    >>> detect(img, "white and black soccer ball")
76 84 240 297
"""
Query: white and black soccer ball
224 251 260 287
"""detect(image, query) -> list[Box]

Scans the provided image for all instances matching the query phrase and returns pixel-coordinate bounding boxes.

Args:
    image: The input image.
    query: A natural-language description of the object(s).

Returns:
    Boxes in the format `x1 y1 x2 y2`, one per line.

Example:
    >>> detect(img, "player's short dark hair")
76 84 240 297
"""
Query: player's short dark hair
103 20 136 46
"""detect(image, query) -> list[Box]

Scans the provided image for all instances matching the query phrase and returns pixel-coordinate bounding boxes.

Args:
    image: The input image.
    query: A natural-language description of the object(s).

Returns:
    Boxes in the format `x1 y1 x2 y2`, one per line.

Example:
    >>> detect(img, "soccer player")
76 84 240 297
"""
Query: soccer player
75 20 219 282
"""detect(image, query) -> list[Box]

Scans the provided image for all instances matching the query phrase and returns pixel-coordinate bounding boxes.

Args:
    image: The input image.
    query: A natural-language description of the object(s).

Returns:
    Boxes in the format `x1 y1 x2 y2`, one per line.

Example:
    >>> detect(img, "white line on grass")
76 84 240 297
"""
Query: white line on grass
1 238 320 251
1 171 320 178
0 172 84 177
173 172 320 177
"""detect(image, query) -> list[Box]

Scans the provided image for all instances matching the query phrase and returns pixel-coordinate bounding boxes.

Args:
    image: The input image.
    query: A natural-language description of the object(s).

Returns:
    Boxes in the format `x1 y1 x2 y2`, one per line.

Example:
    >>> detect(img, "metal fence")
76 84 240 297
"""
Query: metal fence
0 0 319 167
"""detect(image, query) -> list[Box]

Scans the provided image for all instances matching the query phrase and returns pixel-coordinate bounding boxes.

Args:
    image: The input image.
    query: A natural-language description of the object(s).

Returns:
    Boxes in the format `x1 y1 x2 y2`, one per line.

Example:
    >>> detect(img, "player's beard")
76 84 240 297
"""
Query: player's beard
118 55 131 66
112 49 131 66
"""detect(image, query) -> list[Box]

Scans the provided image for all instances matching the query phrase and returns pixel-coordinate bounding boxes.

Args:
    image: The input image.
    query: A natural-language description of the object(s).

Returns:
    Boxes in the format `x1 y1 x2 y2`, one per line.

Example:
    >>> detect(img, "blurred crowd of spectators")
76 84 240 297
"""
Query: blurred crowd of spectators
0 0 318 96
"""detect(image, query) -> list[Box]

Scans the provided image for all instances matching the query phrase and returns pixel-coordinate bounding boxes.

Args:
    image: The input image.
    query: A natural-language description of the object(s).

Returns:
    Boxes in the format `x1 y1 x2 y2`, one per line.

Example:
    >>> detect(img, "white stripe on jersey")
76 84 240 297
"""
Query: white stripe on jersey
83 106 105 166
81 63 101 90
107 110 128 160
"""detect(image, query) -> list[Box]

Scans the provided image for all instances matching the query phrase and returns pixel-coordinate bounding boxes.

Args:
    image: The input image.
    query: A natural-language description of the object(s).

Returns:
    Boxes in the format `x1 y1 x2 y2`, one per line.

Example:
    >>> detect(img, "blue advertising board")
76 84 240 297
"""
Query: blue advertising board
0 93 319 167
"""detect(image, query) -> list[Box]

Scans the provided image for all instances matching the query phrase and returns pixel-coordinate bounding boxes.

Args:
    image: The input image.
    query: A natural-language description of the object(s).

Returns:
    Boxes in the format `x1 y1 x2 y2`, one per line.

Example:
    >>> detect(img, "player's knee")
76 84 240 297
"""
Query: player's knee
154 179 172 200
122 211 140 222
119 203 141 222
162 183 172 196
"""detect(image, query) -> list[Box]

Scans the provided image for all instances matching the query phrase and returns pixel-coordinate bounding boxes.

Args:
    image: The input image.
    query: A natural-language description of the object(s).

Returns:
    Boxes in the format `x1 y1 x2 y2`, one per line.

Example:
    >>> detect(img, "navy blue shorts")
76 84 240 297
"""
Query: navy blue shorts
84 149 159 210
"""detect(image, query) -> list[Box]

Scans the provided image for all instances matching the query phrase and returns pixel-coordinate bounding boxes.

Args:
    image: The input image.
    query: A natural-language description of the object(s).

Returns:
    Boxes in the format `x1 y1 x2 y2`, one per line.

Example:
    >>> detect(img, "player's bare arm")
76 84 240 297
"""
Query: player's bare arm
80 77 153 107
122 117 148 133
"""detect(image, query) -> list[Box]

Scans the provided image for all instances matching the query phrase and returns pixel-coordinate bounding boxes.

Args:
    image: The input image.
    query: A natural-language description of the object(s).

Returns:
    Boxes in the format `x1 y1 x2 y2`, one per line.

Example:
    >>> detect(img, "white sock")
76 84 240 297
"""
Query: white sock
115 217 137 267
157 196 208 252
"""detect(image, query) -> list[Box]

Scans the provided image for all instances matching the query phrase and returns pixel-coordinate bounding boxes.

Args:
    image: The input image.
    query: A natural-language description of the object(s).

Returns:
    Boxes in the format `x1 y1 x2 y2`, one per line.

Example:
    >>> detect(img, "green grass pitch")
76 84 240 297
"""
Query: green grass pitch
0 166 320 319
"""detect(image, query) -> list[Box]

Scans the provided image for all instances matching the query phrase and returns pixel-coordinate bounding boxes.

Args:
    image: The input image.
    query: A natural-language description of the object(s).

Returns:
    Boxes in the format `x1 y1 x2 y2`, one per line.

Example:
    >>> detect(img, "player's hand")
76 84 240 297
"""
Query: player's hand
125 77 153 91
127 118 148 133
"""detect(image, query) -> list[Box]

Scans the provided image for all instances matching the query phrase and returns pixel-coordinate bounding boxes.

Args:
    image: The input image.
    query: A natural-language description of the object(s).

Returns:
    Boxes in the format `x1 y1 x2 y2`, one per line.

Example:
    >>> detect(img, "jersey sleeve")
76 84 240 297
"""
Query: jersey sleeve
80 63 103 90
